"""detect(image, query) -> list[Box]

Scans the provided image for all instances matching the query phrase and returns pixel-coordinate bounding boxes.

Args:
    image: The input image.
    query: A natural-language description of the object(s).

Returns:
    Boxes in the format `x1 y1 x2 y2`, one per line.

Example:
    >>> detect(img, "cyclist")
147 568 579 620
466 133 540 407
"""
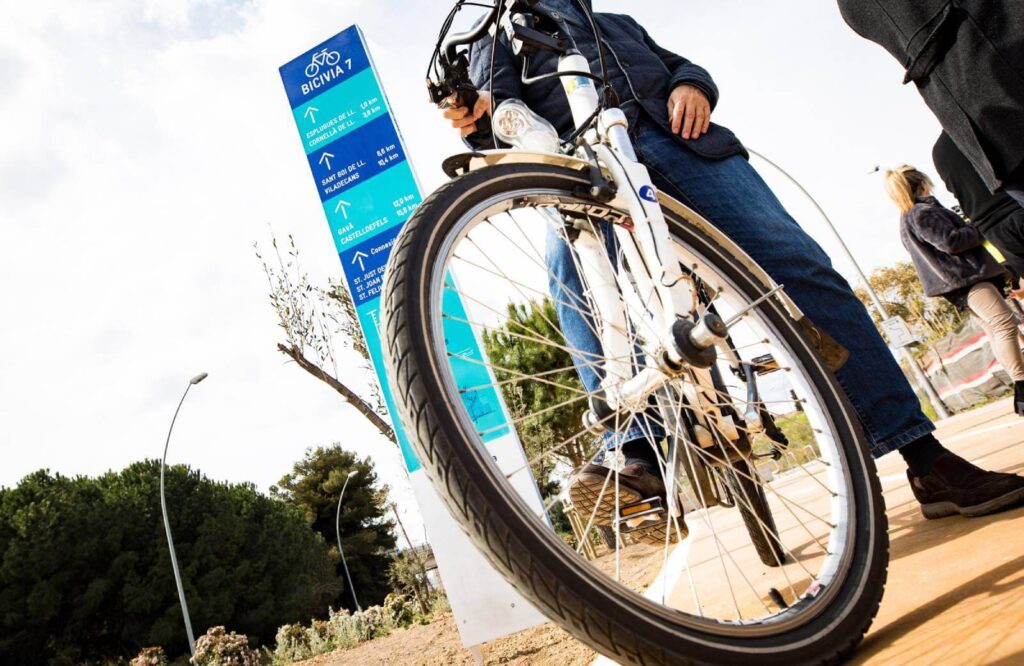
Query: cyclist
440 0 1024 525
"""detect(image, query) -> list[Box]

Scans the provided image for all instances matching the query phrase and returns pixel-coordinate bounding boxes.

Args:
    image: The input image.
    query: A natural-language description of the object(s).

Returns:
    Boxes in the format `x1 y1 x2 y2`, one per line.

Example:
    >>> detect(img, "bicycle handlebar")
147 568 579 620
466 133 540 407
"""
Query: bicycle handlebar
442 4 501 65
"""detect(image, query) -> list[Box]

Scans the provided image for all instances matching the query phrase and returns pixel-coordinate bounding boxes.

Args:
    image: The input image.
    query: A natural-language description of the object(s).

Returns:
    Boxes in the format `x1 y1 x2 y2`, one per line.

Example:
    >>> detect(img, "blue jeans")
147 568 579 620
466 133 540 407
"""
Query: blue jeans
546 115 934 458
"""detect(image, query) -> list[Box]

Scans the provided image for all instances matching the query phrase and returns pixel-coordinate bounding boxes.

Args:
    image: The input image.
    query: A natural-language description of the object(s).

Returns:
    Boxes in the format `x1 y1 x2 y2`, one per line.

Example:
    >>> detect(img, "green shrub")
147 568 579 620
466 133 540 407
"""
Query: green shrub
268 623 313 663
428 594 451 617
0 463 341 663
269 603 407 663
383 593 415 628
269 595 455 664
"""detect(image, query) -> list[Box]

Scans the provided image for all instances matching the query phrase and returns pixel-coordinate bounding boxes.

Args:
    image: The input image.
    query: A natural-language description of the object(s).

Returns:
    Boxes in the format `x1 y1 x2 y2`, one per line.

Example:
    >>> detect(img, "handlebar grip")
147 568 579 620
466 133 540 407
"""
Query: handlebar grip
456 85 492 139
475 112 492 138
457 86 479 112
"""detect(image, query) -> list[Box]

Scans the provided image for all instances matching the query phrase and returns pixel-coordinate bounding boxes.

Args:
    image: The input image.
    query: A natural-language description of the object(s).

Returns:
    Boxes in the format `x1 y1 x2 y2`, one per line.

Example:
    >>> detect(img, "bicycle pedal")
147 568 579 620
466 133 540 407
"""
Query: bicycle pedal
616 497 665 533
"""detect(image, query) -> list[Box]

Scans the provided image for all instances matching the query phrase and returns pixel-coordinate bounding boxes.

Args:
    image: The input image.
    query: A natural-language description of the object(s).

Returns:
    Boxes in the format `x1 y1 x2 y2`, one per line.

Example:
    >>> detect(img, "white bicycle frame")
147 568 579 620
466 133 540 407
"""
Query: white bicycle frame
522 52 743 516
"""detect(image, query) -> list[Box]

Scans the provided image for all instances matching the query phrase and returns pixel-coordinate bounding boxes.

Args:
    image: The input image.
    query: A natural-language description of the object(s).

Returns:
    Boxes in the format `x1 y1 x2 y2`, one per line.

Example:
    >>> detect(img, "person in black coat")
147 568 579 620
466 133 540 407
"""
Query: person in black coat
839 1 1024 206
933 131 1024 291
885 165 1024 415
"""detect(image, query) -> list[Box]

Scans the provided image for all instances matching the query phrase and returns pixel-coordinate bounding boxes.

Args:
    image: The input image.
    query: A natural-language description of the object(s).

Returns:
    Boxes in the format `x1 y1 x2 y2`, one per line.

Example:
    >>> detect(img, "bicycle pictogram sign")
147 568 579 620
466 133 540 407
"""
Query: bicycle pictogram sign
305 48 341 78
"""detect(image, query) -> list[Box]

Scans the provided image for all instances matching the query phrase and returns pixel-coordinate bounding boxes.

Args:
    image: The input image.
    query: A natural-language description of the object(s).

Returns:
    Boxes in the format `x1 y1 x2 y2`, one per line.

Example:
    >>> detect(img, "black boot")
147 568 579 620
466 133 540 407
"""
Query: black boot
907 451 1024 519
1015 381 1024 417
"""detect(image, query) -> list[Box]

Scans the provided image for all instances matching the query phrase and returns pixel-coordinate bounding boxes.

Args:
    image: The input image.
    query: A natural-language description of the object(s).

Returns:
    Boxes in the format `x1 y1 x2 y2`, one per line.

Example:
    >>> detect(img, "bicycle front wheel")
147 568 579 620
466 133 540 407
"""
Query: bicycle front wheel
382 162 887 665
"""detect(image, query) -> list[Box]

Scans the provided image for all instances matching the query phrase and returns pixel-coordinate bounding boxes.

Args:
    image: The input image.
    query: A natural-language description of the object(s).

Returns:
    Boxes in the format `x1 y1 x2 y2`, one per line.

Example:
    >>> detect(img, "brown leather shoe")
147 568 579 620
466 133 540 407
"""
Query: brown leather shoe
568 463 687 545
908 452 1024 519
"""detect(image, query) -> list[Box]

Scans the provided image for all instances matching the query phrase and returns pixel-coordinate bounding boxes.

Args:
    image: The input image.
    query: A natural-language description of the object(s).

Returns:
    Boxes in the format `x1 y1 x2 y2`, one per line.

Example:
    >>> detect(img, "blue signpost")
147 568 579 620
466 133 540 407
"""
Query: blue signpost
280 26 545 647
280 26 509 473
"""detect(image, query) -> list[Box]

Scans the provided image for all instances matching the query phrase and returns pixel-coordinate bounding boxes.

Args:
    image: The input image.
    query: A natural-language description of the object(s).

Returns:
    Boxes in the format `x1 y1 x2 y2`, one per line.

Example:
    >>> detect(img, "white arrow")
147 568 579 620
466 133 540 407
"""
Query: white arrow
334 199 351 219
351 250 369 271
319 151 334 170
304 106 319 123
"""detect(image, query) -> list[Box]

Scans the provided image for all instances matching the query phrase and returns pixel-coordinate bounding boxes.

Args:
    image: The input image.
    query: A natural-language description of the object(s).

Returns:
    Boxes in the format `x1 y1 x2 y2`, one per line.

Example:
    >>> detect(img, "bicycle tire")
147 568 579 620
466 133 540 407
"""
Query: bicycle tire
382 162 888 665
726 458 787 567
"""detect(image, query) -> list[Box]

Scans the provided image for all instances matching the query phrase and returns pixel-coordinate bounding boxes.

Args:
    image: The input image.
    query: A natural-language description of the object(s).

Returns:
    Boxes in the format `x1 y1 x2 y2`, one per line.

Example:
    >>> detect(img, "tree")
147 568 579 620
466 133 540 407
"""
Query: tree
0 463 340 663
271 445 397 611
482 298 599 479
853 261 968 351
386 550 432 612
257 235 395 444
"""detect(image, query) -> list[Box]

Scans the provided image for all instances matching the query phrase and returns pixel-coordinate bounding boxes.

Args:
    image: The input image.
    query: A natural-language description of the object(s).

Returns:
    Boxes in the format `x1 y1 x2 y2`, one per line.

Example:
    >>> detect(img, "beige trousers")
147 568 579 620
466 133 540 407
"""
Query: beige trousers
966 282 1024 382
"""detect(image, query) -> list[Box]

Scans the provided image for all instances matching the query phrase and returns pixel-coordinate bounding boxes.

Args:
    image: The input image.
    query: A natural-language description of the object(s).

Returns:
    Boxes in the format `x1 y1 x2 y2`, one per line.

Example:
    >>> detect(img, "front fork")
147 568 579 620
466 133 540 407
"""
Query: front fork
593 113 693 341
553 52 742 518
582 111 730 423
544 111 739 519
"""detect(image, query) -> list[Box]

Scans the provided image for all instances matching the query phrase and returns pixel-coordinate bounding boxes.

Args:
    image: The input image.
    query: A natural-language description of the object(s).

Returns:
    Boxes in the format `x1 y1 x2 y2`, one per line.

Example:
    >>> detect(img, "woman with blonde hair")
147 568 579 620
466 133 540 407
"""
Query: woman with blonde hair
886 165 1024 417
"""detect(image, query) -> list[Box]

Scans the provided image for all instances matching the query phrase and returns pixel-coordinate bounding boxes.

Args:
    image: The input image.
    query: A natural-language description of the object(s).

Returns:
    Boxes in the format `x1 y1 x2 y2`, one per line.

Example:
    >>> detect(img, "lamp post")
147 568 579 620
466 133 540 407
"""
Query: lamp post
750 150 949 419
335 470 361 612
160 372 207 657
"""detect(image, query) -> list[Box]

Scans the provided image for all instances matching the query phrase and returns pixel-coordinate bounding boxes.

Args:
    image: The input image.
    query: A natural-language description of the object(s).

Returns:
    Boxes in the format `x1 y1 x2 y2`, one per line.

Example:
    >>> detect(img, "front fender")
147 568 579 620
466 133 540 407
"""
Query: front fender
441 149 593 178
439 149 805 322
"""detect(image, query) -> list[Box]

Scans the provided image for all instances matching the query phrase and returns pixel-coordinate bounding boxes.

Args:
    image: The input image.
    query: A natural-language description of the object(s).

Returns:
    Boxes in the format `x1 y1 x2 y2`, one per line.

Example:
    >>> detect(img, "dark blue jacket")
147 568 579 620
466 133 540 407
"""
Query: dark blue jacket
466 1 746 160
900 197 1004 297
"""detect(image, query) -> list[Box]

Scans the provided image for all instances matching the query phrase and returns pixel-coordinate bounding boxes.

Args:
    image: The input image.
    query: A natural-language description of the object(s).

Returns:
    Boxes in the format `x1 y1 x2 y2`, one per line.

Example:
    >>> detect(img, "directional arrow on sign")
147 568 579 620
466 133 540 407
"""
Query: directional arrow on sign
319 151 334 171
334 199 352 219
304 106 319 123
352 250 369 272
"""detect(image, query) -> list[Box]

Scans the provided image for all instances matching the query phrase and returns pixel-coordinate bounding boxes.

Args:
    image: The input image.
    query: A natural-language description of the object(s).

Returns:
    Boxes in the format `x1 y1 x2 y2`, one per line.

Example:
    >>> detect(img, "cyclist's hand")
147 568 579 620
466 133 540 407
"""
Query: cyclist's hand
440 90 492 137
668 85 711 140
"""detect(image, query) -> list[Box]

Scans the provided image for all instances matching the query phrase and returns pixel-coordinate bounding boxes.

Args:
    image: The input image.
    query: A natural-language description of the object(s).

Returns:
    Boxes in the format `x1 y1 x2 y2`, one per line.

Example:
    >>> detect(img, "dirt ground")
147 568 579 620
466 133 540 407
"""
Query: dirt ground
297 612 595 666
304 398 1024 666
303 540 670 666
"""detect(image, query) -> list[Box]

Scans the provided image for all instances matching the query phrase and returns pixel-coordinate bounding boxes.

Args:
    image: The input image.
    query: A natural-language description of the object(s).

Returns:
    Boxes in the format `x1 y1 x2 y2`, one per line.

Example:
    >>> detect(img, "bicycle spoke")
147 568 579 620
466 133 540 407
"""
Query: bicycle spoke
418 194 859 632
650 391 835 558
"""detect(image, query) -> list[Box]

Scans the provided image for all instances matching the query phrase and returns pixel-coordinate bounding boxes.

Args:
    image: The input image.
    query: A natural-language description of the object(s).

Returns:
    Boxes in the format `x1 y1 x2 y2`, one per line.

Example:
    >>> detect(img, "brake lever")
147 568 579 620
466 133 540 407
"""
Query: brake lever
428 58 491 138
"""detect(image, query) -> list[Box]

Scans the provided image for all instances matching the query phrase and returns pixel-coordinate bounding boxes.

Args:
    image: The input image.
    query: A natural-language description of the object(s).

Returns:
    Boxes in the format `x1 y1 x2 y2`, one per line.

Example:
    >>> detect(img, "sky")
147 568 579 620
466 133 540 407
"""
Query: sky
0 0 950 542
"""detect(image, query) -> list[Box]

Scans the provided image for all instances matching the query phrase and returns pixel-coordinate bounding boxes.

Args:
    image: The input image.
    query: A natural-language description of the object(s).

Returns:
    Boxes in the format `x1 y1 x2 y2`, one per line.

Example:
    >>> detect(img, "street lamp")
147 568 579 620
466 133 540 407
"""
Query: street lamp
749 149 949 419
160 372 208 656
335 469 361 611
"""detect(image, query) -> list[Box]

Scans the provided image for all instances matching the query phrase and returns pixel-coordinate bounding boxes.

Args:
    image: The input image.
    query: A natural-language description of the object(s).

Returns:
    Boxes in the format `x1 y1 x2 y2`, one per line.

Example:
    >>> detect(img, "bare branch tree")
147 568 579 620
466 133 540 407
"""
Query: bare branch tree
256 234 396 444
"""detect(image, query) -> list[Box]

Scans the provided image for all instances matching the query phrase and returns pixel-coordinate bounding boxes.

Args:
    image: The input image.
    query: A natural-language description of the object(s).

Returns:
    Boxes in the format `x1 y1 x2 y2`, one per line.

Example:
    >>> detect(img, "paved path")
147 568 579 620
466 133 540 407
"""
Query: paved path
596 397 1024 666
851 398 1024 665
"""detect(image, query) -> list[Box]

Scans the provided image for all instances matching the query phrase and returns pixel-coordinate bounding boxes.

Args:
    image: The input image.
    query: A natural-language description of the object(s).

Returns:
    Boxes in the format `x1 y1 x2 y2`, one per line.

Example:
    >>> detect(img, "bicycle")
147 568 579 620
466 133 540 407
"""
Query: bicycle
304 47 341 78
381 2 888 664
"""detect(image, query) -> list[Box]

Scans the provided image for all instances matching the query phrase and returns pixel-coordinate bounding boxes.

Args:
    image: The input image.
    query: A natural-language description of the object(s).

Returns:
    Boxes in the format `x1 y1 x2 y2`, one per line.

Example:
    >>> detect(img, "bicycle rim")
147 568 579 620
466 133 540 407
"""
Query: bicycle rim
383 165 885 657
